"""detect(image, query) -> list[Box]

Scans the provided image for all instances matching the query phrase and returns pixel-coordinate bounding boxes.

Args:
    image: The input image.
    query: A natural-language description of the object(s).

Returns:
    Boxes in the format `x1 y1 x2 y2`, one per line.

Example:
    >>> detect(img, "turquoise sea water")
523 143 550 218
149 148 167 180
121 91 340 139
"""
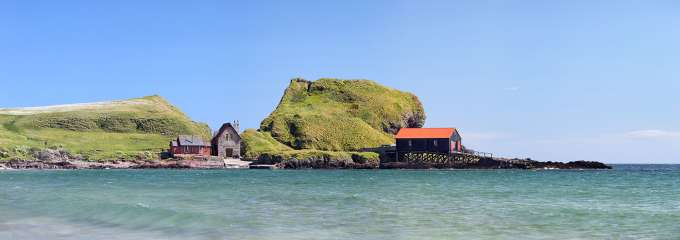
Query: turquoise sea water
1 165 679 240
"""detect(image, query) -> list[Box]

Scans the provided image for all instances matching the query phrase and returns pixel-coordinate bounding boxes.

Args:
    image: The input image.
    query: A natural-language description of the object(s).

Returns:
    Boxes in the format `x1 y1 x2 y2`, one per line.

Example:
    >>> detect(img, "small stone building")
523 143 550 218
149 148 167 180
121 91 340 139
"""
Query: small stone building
211 122 241 158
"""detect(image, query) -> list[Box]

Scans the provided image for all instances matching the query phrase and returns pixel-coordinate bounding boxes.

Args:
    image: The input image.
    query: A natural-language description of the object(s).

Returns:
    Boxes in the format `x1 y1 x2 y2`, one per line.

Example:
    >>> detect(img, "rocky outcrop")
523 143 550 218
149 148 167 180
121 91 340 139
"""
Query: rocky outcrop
380 158 611 170
33 149 77 162
529 160 612 169
257 78 425 152
255 151 380 169
275 158 378 169
382 111 426 135
2 159 242 169
4 160 80 169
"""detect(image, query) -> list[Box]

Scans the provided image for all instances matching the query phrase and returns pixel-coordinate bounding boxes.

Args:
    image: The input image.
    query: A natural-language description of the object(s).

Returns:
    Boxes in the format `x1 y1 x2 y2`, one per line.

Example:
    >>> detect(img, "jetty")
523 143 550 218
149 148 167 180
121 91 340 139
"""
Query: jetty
372 128 610 169
380 151 609 169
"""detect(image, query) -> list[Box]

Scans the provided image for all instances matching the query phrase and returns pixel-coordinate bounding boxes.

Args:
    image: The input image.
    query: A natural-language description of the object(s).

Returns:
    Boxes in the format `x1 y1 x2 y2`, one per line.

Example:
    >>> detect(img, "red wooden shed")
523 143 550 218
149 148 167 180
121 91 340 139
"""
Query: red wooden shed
169 135 211 156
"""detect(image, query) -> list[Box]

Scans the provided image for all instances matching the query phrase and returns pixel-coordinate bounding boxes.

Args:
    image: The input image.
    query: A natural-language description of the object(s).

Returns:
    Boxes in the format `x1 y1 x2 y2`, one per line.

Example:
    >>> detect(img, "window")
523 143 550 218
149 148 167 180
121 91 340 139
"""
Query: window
433 140 438 147
226 133 230 141
408 140 412 147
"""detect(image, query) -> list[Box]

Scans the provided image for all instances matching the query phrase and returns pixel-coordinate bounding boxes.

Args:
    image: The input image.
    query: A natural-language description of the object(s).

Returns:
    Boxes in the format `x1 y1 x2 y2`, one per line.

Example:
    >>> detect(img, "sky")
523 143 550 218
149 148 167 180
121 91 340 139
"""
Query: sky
1 0 679 163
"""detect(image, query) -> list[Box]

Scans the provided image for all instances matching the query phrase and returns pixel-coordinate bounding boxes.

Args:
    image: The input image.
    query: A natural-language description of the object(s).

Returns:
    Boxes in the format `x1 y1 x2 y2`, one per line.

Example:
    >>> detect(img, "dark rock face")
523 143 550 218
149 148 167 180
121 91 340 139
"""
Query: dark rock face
383 110 426 135
276 158 378 169
565 160 612 169
255 154 380 169
380 158 611 170
523 160 612 169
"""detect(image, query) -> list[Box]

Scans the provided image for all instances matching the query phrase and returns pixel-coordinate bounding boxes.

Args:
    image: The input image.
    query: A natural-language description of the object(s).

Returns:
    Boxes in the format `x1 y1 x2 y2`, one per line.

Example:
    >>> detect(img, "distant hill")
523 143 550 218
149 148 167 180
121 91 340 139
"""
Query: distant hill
242 78 425 167
0 95 210 161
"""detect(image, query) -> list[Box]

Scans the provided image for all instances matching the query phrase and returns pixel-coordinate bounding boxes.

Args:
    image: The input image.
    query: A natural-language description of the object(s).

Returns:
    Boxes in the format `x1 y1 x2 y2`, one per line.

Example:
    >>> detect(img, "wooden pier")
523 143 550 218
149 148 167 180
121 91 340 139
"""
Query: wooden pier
397 151 489 165
378 149 507 169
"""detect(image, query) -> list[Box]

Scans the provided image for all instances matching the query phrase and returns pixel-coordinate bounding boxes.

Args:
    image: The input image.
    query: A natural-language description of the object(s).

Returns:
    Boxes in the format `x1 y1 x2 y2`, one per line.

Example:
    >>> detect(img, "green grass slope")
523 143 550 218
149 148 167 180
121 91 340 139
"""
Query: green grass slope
0 95 211 161
242 78 424 167
241 128 379 168
259 78 425 151
240 129 293 160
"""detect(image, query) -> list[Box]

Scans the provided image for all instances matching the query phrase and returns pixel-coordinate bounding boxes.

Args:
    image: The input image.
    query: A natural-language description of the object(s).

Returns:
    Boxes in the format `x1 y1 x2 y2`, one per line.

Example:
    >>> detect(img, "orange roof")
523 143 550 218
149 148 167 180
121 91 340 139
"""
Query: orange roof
395 128 457 139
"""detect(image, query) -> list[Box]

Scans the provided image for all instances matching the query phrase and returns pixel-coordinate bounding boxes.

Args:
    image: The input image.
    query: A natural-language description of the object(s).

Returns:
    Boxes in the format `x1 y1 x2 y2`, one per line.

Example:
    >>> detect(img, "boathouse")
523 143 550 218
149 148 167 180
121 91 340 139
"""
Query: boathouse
211 122 241 158
395 128 462 154
169 135 211 156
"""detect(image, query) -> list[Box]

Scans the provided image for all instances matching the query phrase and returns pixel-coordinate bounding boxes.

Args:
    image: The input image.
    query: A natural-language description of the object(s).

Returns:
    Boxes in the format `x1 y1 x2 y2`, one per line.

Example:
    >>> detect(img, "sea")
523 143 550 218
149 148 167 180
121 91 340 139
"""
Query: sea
1 165 679 240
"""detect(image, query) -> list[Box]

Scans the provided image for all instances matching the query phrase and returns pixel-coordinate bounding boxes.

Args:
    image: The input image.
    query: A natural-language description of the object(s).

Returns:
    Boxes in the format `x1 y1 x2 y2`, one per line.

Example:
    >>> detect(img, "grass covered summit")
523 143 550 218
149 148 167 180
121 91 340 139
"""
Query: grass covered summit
0 95 210 161
244 78 425 159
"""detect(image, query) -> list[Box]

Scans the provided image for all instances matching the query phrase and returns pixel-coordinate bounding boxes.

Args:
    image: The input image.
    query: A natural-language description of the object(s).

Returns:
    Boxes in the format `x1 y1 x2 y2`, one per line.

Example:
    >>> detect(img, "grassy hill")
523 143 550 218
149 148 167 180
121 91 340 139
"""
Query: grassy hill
260 78 425 151
0 95 211 161
242 78 425 167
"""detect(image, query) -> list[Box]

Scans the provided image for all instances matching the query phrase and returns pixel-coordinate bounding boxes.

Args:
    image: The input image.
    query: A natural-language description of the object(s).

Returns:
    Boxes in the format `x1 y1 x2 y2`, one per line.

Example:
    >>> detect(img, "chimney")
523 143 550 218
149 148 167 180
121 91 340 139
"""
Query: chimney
232 120 240 132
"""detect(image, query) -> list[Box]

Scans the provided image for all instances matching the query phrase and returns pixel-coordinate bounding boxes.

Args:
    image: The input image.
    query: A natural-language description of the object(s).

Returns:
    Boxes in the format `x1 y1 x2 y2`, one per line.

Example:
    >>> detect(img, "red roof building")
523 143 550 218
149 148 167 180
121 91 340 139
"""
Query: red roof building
395 128 462 154
169 135 211 156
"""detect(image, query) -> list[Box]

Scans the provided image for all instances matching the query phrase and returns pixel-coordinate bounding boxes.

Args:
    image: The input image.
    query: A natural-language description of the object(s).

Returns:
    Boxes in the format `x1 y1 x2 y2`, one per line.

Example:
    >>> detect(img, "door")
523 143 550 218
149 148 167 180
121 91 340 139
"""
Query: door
225 148 233 158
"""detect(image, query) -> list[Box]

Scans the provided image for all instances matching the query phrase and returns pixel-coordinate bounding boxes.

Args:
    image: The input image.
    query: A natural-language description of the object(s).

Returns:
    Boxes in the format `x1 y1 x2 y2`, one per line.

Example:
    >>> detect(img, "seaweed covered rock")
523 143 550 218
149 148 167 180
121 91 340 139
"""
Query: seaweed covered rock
257 150 380 169
564 160 612 169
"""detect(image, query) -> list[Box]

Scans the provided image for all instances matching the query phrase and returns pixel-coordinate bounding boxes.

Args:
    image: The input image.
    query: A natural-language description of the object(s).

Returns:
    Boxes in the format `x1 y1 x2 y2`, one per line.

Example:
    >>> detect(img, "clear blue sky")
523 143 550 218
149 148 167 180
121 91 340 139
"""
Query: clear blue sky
1 1 679 163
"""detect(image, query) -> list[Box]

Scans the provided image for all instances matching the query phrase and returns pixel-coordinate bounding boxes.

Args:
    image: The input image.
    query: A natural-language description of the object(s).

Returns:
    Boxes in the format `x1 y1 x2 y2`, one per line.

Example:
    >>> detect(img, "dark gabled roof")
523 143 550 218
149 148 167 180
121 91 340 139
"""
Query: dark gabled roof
211 123 241 143
395 128 458 139
177 135 209 146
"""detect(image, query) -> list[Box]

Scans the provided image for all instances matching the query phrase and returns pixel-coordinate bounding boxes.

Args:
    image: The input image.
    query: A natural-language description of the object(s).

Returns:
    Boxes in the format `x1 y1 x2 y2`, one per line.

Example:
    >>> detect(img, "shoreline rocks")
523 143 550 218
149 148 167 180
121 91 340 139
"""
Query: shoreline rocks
1 159 239 170
379 158 611 170
0 157 610 170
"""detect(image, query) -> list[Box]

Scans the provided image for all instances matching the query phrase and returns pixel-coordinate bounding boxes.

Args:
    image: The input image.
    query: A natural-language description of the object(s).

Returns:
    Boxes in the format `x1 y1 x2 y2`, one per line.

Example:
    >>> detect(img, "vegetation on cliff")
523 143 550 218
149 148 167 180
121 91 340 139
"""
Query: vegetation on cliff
0 95 211 161
240 129 293 159
242 78 423 168
241 129 379 168
260 78 425 151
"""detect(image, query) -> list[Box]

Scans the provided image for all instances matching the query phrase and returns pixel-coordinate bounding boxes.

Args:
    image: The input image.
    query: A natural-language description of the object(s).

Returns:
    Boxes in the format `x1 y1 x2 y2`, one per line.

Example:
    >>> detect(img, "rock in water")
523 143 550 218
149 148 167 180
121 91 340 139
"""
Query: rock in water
565 160 612 169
